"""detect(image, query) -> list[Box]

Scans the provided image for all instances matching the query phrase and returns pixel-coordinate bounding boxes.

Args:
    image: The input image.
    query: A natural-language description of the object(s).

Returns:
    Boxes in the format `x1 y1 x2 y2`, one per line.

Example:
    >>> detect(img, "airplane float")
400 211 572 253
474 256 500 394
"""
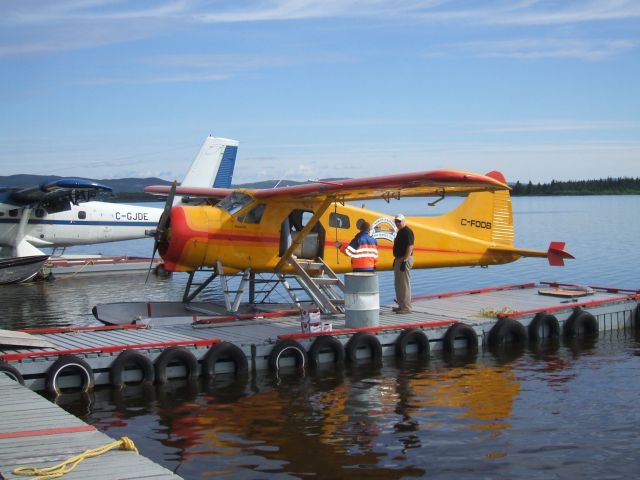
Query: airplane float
0 135 239 260
141 169 573 314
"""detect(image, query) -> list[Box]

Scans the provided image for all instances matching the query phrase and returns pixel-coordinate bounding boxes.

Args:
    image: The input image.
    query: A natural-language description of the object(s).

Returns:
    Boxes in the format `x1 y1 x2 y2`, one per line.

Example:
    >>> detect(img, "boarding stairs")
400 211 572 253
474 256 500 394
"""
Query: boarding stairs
181 257 345 315
280 257 345 315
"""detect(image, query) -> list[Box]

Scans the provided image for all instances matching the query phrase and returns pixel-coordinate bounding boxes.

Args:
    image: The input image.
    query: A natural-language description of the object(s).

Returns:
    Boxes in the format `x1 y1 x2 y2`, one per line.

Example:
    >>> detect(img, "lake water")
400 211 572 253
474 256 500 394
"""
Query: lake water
1 195 639 479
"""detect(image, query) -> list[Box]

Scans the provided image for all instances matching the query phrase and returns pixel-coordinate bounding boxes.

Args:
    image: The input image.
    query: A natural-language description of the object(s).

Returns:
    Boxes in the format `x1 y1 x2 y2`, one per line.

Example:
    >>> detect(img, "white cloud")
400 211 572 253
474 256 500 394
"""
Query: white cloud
3 1 640 58
443 38 640 60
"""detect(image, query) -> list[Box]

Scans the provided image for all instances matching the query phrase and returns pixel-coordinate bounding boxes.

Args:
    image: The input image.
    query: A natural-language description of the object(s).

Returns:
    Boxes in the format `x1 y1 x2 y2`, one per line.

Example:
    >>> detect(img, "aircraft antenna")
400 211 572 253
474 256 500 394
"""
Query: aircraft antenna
334 202 340 265
273 169 293 189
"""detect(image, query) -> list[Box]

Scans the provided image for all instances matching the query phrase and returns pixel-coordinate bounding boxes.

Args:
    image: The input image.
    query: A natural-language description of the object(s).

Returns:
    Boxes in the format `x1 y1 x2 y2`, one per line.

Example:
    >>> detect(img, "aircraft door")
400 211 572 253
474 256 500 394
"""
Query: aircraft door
279 209 325 260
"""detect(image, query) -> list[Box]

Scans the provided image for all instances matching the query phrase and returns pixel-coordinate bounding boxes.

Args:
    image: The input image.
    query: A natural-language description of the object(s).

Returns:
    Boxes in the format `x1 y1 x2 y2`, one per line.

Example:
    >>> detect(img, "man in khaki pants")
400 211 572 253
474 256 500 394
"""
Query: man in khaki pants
392 214 414 313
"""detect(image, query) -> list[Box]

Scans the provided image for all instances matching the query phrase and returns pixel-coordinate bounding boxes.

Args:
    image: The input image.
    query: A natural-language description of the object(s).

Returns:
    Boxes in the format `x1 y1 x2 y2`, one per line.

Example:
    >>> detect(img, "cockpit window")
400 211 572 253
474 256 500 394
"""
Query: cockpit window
217 192 253 215
238 204 266 224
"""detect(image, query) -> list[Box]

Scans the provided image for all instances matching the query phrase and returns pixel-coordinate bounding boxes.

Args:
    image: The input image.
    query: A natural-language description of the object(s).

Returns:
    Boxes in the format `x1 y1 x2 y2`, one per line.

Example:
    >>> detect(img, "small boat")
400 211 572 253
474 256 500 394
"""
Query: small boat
0 255 49 284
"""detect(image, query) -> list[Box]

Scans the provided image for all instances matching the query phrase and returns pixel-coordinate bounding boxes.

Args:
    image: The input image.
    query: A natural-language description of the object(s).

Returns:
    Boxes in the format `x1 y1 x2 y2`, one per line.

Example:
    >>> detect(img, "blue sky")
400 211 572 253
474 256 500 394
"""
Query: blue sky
1 1 639 184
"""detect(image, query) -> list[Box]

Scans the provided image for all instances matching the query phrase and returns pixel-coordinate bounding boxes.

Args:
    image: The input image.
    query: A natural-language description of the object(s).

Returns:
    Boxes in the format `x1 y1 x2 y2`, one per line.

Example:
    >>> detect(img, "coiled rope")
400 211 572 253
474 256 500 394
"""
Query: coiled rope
13 436 138 479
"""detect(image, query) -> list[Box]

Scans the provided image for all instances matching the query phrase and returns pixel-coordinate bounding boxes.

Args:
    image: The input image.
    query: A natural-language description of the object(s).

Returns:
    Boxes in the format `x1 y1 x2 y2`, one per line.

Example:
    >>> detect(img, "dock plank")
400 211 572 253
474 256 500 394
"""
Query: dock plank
0 376 181 480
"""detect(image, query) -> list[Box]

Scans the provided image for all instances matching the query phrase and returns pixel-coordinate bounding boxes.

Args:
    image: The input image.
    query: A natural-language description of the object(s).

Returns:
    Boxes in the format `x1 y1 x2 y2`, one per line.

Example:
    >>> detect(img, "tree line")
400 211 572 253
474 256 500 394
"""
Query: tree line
511 177 640 196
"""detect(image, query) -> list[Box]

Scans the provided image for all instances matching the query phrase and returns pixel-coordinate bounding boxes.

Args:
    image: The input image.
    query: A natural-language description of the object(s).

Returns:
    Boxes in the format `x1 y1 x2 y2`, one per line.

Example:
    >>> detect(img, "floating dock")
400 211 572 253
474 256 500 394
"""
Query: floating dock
0 375 182 479
1 281 638 394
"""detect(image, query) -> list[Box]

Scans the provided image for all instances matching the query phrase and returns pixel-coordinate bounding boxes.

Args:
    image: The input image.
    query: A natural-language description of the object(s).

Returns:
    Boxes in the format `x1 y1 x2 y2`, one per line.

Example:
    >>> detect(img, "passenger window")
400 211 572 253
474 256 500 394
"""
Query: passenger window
35 208 46 218
9 209 18 217
78 211 87 220
238 204 266 224
329 212 350 229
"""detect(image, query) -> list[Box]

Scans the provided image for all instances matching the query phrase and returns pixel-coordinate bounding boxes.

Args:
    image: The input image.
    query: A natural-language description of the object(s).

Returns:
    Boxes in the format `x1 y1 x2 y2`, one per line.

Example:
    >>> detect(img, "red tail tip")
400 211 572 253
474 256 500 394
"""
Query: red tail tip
485 171 507 184
547 241 574 266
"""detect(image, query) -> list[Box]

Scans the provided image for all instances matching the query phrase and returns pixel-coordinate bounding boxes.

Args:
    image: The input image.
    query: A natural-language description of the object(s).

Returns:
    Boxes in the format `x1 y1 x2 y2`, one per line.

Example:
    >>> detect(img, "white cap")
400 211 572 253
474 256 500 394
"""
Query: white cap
394 214 405 221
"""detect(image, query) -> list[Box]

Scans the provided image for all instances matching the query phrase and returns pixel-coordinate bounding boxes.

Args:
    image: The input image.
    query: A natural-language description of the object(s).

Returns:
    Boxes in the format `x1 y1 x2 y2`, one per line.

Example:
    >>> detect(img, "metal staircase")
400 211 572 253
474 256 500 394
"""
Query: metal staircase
180 257 345 315
283 257 345 315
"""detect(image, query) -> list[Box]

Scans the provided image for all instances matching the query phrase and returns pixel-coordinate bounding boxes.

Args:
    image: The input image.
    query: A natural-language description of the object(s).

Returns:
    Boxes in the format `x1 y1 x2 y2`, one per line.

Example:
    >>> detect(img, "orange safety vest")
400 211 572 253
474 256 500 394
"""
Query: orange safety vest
340 232 378 270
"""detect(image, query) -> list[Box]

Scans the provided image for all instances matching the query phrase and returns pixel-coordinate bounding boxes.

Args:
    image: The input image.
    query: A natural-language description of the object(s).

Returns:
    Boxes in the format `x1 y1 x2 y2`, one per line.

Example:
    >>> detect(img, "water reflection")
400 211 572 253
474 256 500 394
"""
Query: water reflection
68 360 521 478
53 331 640 479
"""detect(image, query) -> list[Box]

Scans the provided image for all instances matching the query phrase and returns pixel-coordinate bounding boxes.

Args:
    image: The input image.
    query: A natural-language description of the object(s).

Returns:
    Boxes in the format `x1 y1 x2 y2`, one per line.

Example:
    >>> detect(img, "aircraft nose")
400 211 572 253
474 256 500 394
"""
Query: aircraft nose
158 205 216 272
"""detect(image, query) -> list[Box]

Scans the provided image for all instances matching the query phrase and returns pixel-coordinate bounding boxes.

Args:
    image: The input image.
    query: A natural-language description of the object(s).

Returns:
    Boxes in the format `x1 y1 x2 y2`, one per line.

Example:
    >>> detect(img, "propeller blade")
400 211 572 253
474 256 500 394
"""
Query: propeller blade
145 243 157 284
146 181 176 283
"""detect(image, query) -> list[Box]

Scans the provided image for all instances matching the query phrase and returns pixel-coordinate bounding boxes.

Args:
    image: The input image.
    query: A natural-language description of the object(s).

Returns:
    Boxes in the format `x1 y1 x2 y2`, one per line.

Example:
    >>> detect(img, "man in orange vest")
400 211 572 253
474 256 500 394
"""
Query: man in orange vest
338 221 378 272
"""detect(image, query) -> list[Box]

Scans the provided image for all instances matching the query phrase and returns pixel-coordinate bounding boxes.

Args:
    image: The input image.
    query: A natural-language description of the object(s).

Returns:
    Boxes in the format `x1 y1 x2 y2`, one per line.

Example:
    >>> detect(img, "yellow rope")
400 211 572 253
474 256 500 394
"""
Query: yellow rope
12 436 138 479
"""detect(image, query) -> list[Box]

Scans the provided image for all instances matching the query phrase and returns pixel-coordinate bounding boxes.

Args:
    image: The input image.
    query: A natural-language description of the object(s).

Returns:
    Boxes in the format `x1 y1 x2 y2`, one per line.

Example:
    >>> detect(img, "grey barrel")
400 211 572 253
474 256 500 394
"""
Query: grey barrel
344 273 380 328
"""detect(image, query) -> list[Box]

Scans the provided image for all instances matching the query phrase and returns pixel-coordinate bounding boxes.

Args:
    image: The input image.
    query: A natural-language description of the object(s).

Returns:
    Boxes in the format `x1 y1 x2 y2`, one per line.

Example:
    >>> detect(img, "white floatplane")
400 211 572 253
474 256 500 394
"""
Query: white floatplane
0 136 239 280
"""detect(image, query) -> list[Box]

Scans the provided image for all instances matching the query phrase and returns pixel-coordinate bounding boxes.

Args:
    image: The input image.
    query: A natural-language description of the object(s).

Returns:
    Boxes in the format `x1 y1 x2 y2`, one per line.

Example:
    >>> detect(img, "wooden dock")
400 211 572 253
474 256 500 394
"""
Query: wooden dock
0 375 181 480
1 281 638 394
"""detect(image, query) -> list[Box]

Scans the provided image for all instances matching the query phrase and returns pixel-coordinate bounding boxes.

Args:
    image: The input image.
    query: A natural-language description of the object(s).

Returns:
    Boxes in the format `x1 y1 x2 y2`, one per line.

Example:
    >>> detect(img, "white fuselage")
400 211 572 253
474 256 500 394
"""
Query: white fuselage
0 201 161 251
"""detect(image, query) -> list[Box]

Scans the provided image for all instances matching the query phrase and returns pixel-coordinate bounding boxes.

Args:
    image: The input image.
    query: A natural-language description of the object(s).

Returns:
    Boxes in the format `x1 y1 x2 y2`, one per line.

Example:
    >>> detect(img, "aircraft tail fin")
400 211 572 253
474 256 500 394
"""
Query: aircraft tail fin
176 135 239 204
443 171 514 246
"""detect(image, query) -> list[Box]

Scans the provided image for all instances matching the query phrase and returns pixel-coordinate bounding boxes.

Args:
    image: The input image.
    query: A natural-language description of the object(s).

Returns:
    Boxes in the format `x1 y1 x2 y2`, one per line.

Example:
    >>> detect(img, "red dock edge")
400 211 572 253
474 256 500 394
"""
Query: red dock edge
193 309 303 325
0 338 221 362
0 425 96 439
497 281 640 319
279 320 457 341
412 282 537 301
18 324 148 335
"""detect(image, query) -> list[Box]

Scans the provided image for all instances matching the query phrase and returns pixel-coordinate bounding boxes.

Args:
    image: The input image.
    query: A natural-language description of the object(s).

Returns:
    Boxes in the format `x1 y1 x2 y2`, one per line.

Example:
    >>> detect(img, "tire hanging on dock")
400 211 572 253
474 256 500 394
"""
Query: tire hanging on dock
154 346 199 384
268 339 308 371
563 309 598 338
442 323 478 354
110 349 155 388
394 328 430 359
345 332 382 364
45 355 94 396
0 360 24 385
488 318 527 347
528 313 560 342
308 336 345 368
202 342 248 376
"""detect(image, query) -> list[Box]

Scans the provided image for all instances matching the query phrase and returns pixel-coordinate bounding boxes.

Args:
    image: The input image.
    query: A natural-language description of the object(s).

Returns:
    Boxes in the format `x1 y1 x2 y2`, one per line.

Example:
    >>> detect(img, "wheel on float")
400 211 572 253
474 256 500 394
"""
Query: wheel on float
268 339 307 371
45 355 94 396
394 328 430 359
202 342 248 376
345 332 382 364
528 313 560 341
154 346 199 384
0 361 24 385
563 309 598 338
442 323 478 354
110 349 155 388
308 336 345 368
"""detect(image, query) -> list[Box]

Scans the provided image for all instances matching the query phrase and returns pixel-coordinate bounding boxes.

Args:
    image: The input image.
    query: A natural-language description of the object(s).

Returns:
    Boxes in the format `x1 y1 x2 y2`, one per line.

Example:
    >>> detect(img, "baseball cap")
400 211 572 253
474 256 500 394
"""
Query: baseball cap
394 214 405 221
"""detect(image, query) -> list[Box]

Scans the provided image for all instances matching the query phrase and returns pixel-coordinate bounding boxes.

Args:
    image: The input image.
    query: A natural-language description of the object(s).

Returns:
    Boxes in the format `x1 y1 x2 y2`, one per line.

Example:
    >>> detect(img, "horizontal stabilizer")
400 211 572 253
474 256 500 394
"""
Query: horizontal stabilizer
547 241 575 267
488 241 574 266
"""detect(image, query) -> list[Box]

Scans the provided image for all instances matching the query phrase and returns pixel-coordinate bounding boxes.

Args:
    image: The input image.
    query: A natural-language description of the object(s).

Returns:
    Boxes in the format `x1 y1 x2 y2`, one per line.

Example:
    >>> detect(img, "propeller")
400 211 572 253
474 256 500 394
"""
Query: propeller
146 181 177 282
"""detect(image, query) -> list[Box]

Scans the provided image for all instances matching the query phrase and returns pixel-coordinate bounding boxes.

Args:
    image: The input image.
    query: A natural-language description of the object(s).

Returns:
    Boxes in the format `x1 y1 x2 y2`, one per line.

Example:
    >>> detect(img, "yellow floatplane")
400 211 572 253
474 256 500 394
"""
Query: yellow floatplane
145 169 572 275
